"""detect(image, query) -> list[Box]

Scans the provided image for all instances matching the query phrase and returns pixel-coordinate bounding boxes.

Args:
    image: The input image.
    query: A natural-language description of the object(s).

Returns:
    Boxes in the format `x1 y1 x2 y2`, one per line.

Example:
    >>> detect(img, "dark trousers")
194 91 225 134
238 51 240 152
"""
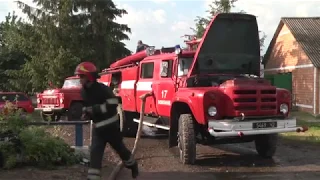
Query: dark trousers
89 123 132 169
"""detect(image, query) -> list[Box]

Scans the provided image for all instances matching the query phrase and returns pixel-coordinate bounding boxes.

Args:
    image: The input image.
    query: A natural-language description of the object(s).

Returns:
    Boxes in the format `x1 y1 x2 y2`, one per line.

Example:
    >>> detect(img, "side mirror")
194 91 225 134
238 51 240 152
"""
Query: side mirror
160 61 169 77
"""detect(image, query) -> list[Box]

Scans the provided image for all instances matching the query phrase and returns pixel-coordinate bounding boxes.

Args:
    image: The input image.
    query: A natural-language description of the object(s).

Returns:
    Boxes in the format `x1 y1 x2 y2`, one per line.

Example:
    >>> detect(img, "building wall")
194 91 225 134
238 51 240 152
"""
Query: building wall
264 24 317 114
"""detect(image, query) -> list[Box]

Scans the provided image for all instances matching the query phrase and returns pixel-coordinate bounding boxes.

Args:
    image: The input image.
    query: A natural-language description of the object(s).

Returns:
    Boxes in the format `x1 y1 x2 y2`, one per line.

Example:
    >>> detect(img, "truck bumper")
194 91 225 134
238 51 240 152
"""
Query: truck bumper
208 117 308 137
34 107 64 113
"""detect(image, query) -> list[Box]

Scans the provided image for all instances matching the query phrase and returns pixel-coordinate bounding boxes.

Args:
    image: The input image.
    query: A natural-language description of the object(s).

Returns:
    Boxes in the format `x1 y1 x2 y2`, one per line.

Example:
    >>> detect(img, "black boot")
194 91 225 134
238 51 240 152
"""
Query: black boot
130 162 139 179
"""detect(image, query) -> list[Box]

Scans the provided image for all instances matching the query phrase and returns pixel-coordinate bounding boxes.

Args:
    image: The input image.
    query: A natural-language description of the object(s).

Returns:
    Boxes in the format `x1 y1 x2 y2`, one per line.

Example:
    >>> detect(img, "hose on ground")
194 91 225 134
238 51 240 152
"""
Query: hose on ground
108 92 153 180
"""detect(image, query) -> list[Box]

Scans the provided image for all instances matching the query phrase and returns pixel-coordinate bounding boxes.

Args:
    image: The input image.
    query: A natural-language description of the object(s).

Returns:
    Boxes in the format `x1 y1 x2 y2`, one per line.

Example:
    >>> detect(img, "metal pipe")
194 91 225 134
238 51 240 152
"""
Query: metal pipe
133 119 170 130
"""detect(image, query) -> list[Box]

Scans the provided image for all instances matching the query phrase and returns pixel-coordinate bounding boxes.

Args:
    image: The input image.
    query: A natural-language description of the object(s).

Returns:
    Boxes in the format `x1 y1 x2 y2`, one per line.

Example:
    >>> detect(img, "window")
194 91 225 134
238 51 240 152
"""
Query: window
62 78 81 88
111 72 121 86
178 57 193 76
160 60 173 78
141 62 154 79
0 93 30 102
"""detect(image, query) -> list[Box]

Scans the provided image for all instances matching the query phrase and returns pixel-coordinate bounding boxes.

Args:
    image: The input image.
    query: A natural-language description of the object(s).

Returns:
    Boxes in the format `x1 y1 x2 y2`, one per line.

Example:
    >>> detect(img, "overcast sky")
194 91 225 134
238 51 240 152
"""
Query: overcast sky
1 0 320 54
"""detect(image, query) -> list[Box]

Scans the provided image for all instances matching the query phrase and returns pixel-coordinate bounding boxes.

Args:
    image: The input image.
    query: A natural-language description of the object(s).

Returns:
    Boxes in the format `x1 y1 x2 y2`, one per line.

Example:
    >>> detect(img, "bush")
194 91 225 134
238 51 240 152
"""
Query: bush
0 100 80 169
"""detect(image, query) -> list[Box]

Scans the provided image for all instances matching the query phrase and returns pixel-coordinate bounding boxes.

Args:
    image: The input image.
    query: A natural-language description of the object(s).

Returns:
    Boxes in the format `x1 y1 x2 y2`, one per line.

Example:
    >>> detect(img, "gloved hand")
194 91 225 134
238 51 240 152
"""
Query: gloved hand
82 106 93 114
81 113 87 121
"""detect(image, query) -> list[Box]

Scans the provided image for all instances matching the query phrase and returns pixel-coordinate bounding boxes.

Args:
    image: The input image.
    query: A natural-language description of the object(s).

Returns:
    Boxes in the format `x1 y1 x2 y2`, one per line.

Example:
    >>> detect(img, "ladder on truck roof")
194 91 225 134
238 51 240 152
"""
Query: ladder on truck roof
101 47 157 74
181 34 202 51
101 45 181 74
160 46 176 53
100 63 137 74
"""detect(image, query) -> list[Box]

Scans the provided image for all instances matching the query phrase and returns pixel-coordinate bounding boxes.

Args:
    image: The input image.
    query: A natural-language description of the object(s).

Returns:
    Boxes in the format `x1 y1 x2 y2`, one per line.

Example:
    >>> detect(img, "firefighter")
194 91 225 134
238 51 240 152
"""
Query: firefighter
74 62 139 180
136 40 148 53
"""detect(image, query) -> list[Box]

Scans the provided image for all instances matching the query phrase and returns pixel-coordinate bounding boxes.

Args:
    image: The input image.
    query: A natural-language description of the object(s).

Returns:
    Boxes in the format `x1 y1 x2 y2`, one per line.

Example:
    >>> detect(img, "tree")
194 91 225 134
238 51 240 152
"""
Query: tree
0 12 29 91
192 0 239 38
5 0 131 93
72 0 132 68
192 0 267 60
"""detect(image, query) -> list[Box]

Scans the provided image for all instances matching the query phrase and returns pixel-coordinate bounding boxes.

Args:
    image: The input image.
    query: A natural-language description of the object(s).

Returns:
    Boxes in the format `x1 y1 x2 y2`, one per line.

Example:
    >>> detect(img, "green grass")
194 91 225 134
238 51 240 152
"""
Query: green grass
281 111 320 144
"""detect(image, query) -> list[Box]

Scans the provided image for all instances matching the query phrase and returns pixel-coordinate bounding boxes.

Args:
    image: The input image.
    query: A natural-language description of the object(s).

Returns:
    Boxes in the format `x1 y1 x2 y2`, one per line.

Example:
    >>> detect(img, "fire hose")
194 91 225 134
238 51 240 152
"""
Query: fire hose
108 92 153 180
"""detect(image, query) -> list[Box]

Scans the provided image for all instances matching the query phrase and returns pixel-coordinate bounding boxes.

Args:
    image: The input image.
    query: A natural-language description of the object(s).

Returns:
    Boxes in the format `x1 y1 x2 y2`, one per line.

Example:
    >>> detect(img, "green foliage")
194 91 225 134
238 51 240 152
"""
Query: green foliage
19 127 79 168
192 0 267 58
0 100 80 169
0 12 28 92
0 141 19 169
192 0 240 38
0 0 132 93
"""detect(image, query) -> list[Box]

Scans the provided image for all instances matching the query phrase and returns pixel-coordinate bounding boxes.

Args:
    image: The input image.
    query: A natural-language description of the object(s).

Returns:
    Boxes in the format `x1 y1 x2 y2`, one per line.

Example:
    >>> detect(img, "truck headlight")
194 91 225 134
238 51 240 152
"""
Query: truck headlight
208 106 217 116
280 103 288 114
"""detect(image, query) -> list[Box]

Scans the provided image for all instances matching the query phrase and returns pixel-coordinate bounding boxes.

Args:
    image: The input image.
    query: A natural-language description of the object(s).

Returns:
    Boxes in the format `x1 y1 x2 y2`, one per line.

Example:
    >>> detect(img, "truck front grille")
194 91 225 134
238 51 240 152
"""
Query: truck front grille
42 98 59 105
233 88 277 114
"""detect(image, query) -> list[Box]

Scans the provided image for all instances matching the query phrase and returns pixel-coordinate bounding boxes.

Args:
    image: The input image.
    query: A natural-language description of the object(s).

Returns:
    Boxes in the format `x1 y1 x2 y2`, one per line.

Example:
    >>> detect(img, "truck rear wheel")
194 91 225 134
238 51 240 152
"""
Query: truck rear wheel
118 105 138 137
68 102 83 121
119 111 139 137
255 134 278 158
177 114 196 165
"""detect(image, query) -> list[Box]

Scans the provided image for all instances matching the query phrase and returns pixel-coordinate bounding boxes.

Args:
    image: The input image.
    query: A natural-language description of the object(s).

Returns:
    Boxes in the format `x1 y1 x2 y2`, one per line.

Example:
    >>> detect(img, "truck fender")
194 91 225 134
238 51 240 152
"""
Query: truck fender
168 98 197 148
66 98 82 108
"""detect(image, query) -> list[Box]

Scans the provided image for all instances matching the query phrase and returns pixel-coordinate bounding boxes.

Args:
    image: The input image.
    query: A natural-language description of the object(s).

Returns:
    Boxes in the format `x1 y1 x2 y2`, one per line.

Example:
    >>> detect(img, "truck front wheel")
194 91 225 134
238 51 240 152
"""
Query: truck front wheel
40 112 59 122
255 134 278 158
177 114 196 165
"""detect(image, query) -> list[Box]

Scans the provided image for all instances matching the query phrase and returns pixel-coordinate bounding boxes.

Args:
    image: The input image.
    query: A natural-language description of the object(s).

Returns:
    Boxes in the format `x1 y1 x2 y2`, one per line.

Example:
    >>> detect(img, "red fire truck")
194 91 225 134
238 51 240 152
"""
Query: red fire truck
98 13 307 165
35 76 83 121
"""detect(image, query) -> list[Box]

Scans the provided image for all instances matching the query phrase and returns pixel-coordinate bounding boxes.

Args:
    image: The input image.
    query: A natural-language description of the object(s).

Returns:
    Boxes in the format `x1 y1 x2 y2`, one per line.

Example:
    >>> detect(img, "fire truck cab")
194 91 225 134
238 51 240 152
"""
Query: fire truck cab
99 13 307 165
35 76 84 121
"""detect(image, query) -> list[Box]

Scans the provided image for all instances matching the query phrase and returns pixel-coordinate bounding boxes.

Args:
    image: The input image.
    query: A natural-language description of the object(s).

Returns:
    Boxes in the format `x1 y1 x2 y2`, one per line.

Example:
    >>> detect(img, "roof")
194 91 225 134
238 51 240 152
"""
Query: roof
263 17 320 67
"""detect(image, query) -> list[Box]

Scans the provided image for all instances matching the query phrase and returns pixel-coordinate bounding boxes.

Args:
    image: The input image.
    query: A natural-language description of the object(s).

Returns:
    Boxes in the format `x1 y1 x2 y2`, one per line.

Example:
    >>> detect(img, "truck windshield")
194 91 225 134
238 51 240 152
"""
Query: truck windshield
62 79 81 88
0 93 29 102
178 57 193 76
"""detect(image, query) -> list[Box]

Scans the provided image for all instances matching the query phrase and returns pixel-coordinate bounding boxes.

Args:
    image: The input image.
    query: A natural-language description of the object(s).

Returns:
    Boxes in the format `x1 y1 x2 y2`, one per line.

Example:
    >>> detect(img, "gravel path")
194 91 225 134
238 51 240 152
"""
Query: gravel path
1 125 319 180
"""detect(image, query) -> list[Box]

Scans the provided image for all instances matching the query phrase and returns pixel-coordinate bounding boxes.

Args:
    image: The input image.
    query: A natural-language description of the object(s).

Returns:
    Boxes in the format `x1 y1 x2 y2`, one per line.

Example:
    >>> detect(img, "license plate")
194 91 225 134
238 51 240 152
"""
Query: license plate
43 108 52 112
252 121 277 129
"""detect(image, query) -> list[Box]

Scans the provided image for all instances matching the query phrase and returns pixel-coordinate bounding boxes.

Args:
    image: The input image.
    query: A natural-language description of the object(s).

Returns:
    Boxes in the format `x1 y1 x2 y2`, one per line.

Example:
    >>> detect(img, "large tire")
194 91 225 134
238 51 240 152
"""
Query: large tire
178 114 196 165
255 134 278 158
67 102 83 121
118 105 138 137
40 112 58 122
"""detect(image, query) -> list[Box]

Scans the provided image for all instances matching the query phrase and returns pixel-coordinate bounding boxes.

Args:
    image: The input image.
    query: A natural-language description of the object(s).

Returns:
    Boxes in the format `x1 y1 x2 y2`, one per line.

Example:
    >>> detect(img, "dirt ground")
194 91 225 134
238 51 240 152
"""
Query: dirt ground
1 125 320 180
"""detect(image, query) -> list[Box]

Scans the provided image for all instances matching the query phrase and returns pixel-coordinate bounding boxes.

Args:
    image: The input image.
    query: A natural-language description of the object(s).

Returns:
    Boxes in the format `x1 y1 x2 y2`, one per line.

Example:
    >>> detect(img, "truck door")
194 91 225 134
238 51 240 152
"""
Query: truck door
154 59 175 117
136 61 155 114
120 66 139 112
